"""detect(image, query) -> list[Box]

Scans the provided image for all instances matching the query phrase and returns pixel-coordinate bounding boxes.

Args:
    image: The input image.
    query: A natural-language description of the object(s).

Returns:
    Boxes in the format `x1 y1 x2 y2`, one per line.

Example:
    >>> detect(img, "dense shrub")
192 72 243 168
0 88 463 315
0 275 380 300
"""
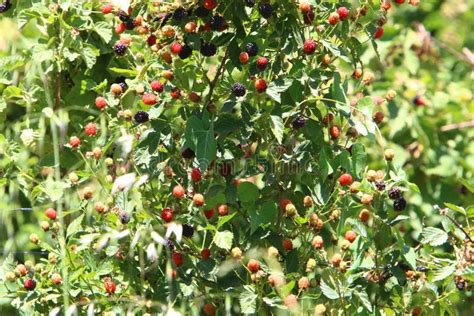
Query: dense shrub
0 0 472 315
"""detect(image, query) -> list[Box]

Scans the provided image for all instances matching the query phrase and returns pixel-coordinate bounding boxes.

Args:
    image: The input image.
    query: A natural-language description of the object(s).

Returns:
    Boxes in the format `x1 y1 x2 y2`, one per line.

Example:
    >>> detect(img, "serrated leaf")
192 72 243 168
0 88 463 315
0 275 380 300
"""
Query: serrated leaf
213 231 233 250
421 227 448 246
320 279 339 299
355 290 372 312
239 285 257 314
94 21 113 43
266 78 292 103
270 115 284 144
433 264 456 282
66 214 84 238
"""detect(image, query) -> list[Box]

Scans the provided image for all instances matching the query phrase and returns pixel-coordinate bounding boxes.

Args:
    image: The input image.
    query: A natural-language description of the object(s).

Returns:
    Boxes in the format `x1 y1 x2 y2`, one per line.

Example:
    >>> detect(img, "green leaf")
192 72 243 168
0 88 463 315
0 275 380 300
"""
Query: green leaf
108 67 139 77
270 115 284 144
266 78 292 103
402 246 417 270
237 182 259 203
433 264 456 282
319 147 333 180
444 203 466 216
351 143 367 177
239 285 257 314
354 290 373 312
66 214 85 238
94 21 113 43
459 178 474 193
217 213 237 229
320 279 339 299
421 227 448 246
195 122 217 171
81 44 99 69
213 230 233 250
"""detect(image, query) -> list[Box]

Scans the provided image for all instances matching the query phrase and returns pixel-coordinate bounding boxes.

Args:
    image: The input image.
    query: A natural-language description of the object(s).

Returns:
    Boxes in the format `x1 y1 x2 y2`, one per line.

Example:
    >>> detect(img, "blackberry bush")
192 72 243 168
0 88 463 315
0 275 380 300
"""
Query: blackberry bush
0 0 471 315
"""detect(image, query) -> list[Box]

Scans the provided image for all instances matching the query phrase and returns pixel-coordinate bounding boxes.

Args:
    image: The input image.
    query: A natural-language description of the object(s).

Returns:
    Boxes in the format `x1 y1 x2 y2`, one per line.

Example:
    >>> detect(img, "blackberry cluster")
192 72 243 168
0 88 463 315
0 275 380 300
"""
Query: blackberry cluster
118 82 128 92
182 224 194 238
179 45 193 59
173 7 187 21
258 3 273 18
134 111 149 124
200 42 217 57
0 0 11 13
194 7 210 18
292 116 306 129
388 187 402 200
113 43 127 56
119 210 131 224
210 15 225 31
231 83 246 97
245 42 259 56
375 181 386 191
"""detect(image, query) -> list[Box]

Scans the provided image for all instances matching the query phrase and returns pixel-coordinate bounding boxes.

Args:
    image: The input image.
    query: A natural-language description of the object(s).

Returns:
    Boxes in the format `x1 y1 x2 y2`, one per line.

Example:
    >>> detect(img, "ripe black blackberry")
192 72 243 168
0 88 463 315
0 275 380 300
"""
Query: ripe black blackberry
118 82 128 92
165 239 175 250
258 3 273 18
194 6 210 18
178 45 193 59
113 43 127 56
125 18 135 30
119 211 131 224
118 11 129 22
134 111 149 124
375 181 386 191
210 15 225 31
181 147 195 159
0 0 11 13
388 187 402 200
173 7 187 21
245 42 259 57
244 0 255 7
231 83 246 97
292 116 306 129
200 42 217 57
393 197 407 211
182 224 194 238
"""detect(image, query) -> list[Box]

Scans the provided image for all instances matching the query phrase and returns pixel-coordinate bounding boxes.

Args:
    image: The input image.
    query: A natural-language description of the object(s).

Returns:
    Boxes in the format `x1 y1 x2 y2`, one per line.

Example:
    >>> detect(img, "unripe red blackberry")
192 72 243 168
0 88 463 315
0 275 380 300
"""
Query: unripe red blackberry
254 79 267 92
337 7 349 20
256 57 268 71
303 39 317 55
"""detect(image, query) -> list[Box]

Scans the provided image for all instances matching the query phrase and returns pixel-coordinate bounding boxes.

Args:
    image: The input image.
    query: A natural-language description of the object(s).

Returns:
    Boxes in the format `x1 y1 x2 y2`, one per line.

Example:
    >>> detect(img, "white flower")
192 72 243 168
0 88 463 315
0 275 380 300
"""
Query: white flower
20 128 37 147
